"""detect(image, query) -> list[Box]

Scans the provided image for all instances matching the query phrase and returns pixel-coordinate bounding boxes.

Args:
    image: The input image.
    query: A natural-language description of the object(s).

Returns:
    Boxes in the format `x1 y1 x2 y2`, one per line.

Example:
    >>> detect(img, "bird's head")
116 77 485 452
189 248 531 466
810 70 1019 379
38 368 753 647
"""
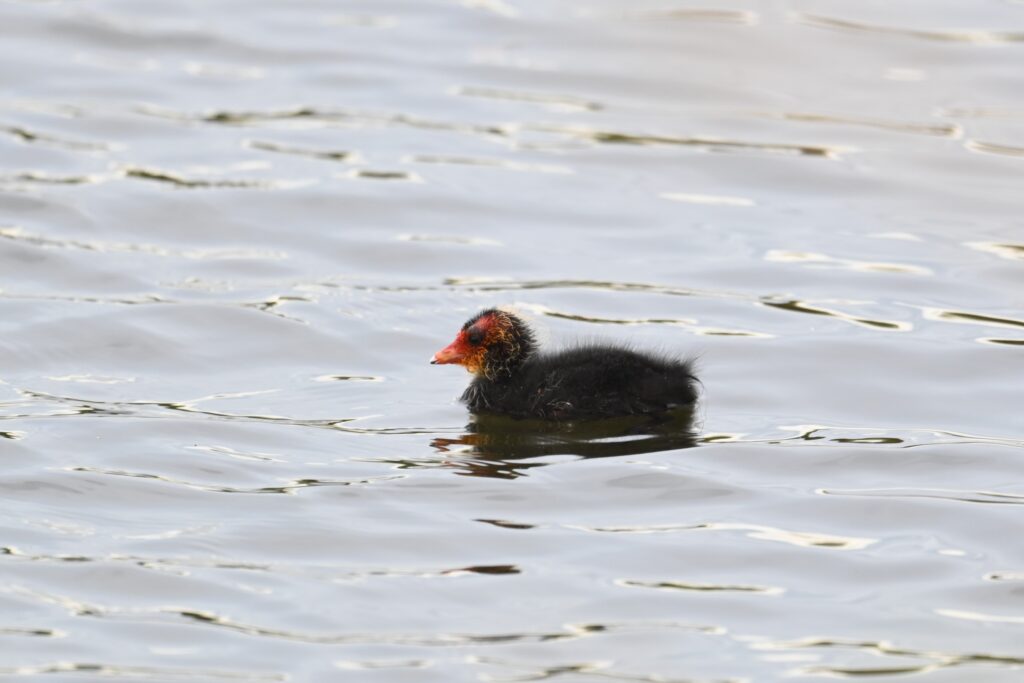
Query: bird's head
431 308 536 380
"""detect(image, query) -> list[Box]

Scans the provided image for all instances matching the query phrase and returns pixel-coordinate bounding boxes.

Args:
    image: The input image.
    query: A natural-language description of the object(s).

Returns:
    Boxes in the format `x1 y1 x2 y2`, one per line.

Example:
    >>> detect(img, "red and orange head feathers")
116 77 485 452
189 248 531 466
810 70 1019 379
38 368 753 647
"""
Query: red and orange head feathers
431 308 535 379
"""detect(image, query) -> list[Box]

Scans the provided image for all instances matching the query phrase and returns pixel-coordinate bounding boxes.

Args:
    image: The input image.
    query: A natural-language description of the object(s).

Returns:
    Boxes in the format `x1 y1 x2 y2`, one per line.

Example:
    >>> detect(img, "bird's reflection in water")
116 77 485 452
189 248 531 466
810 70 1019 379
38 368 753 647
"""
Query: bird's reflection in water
431 407 697 479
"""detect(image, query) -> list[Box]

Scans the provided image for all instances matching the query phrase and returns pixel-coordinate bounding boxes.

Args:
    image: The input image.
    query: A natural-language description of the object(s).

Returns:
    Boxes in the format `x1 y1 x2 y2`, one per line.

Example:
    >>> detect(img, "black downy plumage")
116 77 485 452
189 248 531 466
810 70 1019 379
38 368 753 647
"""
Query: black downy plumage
431 308 698 420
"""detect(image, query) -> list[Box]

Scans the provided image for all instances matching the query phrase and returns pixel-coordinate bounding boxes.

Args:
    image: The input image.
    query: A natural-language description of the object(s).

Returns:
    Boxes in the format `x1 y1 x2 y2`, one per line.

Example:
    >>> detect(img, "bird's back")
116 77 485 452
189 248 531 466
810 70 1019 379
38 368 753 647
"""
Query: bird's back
464 344 697 420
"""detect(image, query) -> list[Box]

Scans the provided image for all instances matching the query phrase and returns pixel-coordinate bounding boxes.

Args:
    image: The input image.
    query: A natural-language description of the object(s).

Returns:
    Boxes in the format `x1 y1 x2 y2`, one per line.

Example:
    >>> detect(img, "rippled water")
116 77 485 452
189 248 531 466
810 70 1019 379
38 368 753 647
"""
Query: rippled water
2 0 1022 680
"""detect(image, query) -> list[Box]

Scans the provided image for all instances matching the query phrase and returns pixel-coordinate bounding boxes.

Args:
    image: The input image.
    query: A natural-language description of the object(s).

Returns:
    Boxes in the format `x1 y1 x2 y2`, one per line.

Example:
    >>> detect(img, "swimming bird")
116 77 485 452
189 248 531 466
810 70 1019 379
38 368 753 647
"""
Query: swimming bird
431 308 698 420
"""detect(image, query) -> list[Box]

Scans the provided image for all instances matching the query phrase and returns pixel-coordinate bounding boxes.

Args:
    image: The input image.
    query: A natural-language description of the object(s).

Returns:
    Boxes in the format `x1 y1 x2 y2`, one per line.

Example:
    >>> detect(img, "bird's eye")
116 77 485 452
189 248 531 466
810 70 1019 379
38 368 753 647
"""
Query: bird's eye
467 329 484 345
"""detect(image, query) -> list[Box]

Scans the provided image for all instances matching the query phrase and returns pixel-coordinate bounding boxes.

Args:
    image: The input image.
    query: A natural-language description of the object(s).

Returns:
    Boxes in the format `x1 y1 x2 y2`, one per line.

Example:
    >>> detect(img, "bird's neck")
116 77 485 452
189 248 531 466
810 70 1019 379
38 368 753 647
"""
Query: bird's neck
481 349 531 382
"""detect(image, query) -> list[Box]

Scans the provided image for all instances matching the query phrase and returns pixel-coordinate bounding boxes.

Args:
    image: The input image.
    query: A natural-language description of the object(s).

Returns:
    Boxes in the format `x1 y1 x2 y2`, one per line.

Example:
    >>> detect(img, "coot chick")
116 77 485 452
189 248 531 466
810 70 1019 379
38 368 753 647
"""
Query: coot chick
431 308 698 420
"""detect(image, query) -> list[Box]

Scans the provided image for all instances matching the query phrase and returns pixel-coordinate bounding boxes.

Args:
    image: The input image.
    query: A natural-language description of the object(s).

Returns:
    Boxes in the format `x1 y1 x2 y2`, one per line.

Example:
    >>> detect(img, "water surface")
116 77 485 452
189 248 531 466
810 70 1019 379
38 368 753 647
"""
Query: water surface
1 0 1022 680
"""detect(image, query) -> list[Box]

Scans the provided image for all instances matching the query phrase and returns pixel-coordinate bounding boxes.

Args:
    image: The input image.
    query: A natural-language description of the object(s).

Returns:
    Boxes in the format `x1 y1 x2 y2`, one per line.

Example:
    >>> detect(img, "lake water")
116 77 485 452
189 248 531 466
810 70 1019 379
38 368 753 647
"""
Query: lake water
1 0 1022 680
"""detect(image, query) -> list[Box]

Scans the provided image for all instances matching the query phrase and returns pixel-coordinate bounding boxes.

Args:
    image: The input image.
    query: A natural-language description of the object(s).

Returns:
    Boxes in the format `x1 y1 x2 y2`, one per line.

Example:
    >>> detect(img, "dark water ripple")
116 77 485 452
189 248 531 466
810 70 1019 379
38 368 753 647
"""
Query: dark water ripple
820 488 1024 506
68 465 404 495
795 12 1024 43
753 636 1024 677
527 124 844 157
1 123 114 151
771 112 961 137
243 139 359 163
135 103 511 138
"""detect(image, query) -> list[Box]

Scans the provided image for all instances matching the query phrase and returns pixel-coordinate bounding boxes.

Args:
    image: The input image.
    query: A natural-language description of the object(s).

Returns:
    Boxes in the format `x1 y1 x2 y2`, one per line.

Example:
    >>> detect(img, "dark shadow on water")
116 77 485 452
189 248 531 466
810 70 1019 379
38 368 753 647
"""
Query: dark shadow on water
430 407 697 479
